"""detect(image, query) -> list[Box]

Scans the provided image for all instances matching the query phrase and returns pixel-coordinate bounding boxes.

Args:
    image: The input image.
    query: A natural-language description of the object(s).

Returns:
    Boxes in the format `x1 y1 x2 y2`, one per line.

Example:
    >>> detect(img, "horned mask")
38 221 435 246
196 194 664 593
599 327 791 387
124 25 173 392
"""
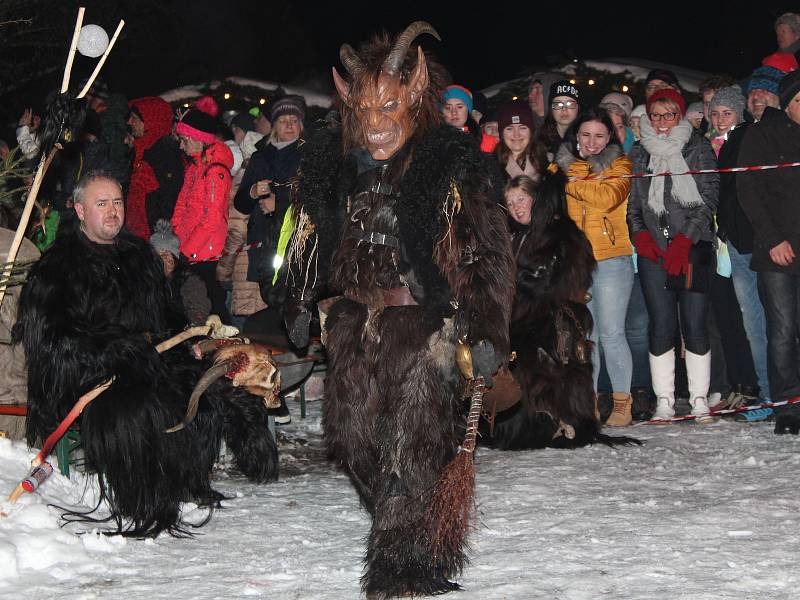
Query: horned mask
332 21 440 161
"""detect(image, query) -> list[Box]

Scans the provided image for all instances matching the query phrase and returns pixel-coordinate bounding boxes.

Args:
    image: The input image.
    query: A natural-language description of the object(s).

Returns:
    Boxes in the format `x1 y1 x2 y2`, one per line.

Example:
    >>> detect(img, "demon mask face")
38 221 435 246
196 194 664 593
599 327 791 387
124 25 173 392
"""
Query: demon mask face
332 22 440 161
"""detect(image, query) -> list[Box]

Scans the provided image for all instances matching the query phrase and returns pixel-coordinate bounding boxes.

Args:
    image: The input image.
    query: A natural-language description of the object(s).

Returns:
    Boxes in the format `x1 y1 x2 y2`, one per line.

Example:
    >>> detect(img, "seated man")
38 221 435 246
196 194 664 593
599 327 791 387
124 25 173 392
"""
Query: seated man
13 171 278 537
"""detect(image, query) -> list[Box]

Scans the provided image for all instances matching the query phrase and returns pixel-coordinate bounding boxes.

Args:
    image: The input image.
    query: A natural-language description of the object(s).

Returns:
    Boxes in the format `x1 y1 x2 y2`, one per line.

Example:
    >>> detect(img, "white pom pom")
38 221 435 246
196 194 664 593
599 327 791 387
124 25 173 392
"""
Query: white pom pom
77 24 109 58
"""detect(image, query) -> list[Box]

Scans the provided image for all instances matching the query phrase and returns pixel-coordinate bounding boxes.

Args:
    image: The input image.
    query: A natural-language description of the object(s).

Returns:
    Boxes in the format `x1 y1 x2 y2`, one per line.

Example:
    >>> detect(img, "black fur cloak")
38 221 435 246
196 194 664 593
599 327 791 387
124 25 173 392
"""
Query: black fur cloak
13 217 278 536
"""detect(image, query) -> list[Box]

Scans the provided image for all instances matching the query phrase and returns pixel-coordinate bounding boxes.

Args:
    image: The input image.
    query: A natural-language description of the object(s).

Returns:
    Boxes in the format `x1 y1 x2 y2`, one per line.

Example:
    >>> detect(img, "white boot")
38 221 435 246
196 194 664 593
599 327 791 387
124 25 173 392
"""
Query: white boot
650 350 675 420
686 350 712 421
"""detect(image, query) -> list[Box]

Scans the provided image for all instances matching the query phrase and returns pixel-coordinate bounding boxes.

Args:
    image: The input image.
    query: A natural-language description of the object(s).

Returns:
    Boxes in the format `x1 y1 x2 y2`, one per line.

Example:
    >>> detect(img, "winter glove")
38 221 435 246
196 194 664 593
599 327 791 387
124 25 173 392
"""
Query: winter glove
285 302 312 349
633 230 665 263
470 339 504 388
663 234 692 277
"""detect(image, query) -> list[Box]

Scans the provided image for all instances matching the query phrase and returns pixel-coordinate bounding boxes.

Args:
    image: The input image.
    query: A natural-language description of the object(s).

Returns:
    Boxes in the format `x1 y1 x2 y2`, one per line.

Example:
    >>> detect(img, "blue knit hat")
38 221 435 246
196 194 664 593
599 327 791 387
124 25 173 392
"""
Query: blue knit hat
442 85 473 114
747 65 784 95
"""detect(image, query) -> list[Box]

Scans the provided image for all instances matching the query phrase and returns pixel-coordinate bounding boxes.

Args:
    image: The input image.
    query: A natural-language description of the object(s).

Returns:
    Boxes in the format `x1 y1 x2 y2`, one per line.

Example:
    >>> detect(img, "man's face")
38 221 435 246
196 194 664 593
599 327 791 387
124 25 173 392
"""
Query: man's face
785 91 800 125
356 73 416 161
74 178 124 244
127 111 145 138
748 88 780 121
702 89 716 121
255 114 272 136
777 24 800 50
645 79 674 99
528 82 544 117
274 115 301 142
551 96 579 127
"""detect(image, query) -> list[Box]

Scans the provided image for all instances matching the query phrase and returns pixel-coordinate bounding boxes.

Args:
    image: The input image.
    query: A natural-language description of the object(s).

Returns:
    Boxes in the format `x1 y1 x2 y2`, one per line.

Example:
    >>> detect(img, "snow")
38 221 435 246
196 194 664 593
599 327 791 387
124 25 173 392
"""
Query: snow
482 58 711 98
2 401 800 599
159 77 332 108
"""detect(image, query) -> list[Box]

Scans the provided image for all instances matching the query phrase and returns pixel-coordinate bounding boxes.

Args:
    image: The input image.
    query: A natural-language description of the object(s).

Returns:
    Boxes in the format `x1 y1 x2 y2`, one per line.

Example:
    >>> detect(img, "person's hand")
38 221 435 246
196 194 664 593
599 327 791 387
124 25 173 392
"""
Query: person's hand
258 194 276 215
470 339 503 388
663 234 692 276
769 240 796 267
250 179 272 199
18 108 32 128
633 230 666 263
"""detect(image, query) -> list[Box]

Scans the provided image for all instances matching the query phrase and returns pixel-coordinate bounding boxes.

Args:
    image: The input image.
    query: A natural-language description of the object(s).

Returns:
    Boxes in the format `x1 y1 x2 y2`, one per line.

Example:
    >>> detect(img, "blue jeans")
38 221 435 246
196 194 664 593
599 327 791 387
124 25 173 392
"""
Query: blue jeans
588 256 634 393
728 242 771 400
757 270 800 402
626 273 651 390
637 254 710 356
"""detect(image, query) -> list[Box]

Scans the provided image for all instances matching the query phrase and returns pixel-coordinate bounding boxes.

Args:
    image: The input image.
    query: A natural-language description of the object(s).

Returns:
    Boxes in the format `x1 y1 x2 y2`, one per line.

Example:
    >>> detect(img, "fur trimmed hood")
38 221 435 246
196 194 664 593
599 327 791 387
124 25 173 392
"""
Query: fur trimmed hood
555 142 624 175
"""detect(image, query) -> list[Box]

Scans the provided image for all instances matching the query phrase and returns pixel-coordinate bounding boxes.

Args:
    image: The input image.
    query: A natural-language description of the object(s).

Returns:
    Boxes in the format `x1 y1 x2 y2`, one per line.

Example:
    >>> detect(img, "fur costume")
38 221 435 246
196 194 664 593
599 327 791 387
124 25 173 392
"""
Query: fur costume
485 174 639 449
281 24 514 598
13 216 278 537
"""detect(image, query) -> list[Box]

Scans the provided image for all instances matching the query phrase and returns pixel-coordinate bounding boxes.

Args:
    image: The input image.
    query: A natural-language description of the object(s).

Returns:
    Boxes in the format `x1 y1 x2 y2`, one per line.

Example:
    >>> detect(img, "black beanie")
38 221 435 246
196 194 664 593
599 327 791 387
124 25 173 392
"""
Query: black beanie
780 69 800 109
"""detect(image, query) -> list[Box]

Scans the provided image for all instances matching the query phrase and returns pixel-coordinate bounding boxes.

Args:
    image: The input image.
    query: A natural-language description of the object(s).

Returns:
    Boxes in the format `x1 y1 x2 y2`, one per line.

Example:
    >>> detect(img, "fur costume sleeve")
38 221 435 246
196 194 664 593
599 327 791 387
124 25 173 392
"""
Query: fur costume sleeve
410 127 515 354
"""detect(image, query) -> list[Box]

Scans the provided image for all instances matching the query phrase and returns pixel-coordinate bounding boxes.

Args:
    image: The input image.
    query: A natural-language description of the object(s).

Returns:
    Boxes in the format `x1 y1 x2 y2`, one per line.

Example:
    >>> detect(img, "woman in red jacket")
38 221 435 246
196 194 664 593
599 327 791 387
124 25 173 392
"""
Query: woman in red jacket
172 100 234 324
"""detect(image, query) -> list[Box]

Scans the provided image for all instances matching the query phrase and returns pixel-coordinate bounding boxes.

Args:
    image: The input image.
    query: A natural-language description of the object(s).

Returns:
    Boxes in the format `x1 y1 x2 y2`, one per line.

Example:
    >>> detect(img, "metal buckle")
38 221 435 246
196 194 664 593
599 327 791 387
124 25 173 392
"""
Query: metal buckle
371 182 393 195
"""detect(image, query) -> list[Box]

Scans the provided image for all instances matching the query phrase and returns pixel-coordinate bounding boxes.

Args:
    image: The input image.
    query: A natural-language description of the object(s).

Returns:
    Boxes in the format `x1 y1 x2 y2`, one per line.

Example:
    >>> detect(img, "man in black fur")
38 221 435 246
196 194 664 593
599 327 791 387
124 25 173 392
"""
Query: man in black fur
14 171 278 537
280 22 515 598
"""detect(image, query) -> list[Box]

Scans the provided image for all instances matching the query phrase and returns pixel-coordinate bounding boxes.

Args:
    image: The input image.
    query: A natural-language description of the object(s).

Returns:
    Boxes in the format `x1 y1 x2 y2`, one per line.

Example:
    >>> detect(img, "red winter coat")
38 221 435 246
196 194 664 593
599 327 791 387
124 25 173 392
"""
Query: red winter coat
172 140 233 262
128 97 177 240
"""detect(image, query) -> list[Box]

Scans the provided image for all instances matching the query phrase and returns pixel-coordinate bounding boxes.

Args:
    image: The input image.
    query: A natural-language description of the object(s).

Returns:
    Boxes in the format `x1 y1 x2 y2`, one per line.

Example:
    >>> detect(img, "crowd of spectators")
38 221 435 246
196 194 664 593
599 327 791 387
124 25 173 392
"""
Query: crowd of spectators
4 11 800 428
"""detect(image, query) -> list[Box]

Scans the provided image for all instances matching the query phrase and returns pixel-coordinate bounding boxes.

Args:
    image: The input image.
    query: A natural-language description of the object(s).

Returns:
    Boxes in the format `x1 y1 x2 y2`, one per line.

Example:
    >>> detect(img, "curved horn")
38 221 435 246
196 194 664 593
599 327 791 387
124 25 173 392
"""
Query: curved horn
166 360 232 433
382 21 441 77
339 43 364 76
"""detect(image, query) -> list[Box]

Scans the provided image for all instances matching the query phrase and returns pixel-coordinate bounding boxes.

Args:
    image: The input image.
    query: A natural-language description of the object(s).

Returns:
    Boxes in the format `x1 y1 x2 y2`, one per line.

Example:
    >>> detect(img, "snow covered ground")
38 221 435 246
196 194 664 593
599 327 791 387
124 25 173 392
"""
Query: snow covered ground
2 398 800 600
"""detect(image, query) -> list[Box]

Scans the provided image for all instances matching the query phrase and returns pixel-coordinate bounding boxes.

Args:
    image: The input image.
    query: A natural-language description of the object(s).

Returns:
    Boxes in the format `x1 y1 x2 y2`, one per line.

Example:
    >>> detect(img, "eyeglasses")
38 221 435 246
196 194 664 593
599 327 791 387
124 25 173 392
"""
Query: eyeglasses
551 100 578 111
649 112 679 122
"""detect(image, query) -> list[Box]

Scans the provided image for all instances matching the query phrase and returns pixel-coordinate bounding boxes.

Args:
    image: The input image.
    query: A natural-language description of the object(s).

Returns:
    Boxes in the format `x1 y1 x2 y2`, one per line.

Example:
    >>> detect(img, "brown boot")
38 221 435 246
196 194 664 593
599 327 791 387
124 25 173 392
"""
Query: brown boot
605 392 632 427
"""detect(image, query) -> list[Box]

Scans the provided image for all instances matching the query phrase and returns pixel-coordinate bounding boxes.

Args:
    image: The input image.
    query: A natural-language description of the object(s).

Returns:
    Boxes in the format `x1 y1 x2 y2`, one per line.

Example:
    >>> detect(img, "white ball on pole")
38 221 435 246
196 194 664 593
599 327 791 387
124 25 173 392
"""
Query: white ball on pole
77 24 109 58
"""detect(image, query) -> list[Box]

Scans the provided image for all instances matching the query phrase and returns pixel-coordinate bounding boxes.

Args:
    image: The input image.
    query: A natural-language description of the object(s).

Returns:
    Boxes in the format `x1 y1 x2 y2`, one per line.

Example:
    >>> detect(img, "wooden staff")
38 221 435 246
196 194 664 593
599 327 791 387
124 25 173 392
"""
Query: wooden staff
60 7 85 94
77 20 125 99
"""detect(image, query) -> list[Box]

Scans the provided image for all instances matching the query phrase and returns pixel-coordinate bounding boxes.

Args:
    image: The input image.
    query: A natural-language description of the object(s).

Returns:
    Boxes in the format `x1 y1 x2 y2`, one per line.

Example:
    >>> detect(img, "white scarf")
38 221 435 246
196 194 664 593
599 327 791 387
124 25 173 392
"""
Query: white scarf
639 116 704 216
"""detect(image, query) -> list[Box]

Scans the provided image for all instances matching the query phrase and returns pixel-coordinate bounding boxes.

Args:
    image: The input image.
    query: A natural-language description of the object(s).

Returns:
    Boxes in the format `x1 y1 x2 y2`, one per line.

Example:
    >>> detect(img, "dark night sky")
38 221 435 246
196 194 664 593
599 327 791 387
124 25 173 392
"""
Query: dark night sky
1 3 797 109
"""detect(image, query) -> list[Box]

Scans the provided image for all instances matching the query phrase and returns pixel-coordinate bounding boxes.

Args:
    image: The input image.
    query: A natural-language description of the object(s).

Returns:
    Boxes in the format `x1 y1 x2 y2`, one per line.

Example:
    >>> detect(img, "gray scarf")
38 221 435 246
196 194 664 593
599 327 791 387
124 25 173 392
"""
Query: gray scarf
639 116 703 216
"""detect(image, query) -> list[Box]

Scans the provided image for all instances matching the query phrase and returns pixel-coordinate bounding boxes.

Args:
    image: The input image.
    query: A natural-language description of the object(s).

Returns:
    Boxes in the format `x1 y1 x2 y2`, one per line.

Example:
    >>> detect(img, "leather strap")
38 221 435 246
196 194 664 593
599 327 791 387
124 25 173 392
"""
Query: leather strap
356 231 400 249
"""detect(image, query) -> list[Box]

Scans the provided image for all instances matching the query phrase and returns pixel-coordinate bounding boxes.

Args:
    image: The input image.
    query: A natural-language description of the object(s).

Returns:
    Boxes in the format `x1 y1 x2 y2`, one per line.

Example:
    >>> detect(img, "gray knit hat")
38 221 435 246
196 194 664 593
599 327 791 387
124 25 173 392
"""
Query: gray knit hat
150 219 180 257
270 95 305 123
600 92 634 119
776 12 800 36
709 85 746 122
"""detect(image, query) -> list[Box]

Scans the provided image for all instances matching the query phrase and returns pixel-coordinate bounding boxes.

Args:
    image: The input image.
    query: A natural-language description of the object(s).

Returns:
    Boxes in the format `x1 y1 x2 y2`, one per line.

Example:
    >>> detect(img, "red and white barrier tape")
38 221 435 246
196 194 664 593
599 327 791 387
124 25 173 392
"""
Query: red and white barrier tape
635 395 800 425
570 161 800 181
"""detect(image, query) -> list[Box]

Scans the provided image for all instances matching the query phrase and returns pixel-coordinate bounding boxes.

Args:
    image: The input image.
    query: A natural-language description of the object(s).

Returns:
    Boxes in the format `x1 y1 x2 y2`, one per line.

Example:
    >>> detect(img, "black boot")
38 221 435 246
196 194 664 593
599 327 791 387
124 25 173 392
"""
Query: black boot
631 386 654 421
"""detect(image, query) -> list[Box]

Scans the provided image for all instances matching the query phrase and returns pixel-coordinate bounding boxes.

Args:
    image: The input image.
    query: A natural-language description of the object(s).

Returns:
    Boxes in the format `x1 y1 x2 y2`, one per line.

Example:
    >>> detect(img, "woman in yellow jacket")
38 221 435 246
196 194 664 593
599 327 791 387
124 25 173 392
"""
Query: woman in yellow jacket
555 107 635 426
